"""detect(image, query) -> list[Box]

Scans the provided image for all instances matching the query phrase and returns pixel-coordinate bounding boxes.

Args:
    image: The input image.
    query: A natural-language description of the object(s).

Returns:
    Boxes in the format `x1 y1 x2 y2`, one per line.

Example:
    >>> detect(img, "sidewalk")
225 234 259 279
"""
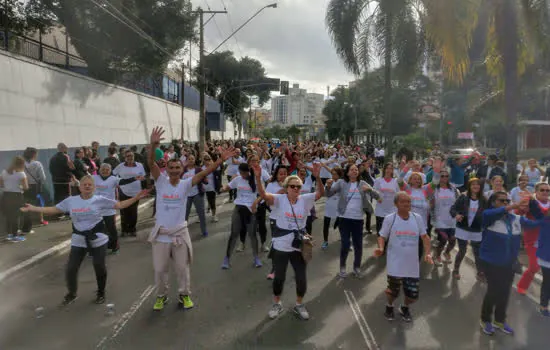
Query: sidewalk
0 192 230 283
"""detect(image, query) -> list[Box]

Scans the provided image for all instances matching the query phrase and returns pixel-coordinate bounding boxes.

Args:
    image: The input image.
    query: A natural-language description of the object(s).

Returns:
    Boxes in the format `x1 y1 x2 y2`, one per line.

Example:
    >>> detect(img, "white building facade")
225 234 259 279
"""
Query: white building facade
271 84 326 126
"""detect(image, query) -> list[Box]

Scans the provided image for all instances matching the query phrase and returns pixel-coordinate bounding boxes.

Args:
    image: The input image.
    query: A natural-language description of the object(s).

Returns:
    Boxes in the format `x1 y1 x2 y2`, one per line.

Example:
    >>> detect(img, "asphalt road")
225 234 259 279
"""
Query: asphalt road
0 200 549 350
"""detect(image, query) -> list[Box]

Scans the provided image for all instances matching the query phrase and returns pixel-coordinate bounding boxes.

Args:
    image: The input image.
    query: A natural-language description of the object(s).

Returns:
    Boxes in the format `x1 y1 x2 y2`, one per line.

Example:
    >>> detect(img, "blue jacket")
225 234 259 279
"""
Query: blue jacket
447 158 471 186
527 200 550 263
480 207 540 266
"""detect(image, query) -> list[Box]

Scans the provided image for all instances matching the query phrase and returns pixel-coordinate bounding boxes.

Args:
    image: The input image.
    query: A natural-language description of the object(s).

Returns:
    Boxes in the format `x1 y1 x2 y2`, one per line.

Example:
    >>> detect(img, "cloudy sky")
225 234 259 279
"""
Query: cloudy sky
190 0 355 97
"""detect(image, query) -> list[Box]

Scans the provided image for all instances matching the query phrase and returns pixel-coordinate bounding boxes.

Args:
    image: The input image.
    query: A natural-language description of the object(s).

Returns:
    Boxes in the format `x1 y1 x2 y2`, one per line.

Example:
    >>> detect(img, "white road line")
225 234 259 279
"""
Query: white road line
349 291 379 350
0 199 153 284
96 284 155 349
344 290 373 350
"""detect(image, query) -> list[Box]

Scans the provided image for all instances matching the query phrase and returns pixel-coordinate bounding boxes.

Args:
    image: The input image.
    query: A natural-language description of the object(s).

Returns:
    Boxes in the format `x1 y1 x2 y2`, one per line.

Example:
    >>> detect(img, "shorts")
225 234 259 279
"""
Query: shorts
385 275 420 300
435 228 455 241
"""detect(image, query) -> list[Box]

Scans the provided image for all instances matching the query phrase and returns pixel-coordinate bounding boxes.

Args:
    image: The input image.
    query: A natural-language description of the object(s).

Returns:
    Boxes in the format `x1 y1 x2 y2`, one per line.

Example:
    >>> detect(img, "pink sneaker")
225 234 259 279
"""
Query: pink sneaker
41 220 49 226
266 273 275 280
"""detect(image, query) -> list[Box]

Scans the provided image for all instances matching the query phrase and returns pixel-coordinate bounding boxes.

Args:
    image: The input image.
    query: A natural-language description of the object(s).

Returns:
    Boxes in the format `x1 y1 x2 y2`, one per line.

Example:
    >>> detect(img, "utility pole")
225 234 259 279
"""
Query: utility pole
194 8 227 154
180 61 185 142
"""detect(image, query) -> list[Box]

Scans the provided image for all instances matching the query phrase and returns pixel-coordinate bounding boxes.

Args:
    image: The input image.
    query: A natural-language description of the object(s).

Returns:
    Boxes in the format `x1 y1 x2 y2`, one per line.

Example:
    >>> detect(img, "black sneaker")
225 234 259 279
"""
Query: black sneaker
384 305 395 321
61 293 77 307
399 306 412 322
95 293 106 304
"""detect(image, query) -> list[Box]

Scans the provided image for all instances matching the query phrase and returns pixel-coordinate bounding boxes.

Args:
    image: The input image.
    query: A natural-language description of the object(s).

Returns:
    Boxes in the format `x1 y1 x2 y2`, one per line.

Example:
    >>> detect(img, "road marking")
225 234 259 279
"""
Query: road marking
0 199 153 283
344 290 379 350
96 284 155 349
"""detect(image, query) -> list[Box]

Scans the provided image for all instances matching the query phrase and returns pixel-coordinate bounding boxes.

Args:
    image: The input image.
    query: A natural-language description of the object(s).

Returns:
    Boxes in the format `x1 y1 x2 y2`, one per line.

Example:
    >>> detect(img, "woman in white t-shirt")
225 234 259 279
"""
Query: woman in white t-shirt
373 163 400 234
220 162 262 269
253 164 324 321
484 175 510 200
202 154 220 223
521 159 543 188
1 156 28 242
21 175 147 306
322 167 344 250
296 166 316 235
510 175 534 204
182 155 208 237
248 154 273 252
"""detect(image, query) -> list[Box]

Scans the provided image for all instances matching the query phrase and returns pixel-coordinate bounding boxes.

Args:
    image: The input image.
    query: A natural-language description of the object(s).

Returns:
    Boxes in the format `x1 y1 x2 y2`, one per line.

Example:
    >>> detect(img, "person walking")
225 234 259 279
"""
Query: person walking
1 156 28 242
20 175 148 305
181 155 209 237
202 154 221 223
373 163 400 236
254 163 324 320
375 191 433 322
113 150 146 237
146 126 236 311
322 167 344 249
22 147 47 232
49 143 75 206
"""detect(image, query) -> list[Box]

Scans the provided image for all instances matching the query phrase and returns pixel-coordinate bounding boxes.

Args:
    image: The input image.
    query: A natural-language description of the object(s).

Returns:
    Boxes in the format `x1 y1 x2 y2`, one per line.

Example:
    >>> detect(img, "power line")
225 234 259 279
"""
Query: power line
219 0 243 57
203 0 227 51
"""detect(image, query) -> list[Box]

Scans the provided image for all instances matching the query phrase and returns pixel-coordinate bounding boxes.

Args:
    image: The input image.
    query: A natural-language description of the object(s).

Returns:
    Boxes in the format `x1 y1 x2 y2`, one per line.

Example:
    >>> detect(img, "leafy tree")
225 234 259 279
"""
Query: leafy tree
287 125 301 141
262 125 287 140
326 0 426 157
20 0 197 82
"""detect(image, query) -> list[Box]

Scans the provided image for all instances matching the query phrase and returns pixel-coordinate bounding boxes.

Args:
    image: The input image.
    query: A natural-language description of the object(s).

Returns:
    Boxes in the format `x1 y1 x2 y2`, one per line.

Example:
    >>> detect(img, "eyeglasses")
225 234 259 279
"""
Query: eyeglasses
440 175 449 178
538 189 550 193
497 199 511 204
288 184 302 190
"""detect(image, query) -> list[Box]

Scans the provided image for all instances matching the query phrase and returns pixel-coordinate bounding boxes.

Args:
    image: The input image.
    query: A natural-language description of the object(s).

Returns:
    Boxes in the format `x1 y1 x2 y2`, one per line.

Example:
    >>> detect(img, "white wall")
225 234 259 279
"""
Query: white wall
0 51 238 152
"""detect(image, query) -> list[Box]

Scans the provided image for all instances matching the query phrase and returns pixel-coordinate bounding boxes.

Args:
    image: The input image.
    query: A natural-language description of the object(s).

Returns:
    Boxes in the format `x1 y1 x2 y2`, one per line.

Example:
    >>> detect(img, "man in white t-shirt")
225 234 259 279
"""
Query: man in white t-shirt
147 126 236 311
375 191 433 323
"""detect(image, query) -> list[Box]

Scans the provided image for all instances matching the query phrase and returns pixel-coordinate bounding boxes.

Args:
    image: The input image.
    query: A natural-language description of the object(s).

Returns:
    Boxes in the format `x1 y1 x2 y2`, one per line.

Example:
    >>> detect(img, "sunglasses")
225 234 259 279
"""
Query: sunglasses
497 198 511 204
440 175 449 178
288 184 302 190
539 189 550 193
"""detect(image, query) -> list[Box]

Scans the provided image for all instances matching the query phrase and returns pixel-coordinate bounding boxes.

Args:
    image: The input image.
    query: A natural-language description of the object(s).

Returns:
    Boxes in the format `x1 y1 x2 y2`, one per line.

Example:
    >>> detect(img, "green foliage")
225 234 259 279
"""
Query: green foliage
287 125 301 140
20 0 197 82
262 125 287 140
399 133 431 152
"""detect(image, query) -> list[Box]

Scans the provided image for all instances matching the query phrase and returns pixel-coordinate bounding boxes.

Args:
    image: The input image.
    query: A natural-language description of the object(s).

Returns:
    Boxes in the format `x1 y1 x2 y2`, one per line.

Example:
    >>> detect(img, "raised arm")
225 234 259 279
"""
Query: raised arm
193 147 236 186
114 189 149 210
148 126 165 181
312 163 324 201
252 164 275 206
20 204 63 215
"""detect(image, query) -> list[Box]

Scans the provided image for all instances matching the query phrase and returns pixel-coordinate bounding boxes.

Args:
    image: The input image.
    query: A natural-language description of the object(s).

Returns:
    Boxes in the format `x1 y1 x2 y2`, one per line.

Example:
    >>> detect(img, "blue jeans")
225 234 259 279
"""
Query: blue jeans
339 218 364 269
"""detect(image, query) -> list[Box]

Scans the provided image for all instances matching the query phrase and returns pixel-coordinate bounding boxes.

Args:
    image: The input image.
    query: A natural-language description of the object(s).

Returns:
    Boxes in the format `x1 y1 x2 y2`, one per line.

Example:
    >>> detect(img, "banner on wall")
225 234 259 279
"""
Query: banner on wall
457 132 474 140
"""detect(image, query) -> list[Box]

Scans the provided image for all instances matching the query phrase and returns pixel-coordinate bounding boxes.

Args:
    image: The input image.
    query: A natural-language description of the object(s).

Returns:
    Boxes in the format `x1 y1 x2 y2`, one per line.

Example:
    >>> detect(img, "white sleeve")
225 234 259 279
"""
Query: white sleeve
415 214 427 235
379 214 393 239
56 197 71 213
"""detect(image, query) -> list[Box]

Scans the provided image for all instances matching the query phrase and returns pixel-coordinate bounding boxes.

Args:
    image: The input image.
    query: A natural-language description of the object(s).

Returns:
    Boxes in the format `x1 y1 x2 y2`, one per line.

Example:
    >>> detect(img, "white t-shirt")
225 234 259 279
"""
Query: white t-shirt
56 195 116 248
374 177 400 217
182 168 199 197
341 182 364 220
113 162 145 197
510 186 533 204
525 168 542 187
455 199 482 241
154 175 193 243
320 158 337 179
380 212 426 278
261 169 271 183
1 170 26 193
165 152 177 160
433 188 456 229
225 157 244 177
92 175 120 216
202 166 216 192
324 180 340 219
409 188 429 230
229 176 257 211
261 159 272 174
271 193 316 252
266 182 283 219
300 175 314 194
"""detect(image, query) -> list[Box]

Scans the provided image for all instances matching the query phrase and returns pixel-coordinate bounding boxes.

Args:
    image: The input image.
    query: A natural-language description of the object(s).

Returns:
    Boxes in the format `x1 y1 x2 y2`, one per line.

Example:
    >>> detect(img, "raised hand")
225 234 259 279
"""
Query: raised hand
433 158 443 173
220 147 237 161
136 189 150 200
252 164 262 175
325 179 334 187
312 162 321 177
150 126 165 145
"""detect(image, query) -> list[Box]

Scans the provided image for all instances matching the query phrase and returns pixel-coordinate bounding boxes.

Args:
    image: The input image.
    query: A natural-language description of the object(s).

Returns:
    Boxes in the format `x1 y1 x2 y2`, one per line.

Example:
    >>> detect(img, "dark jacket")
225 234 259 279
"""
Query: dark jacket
359 170 375 187
450 194 488 232
49 152 73 183
72 158 88 180
103 156 120 170
477 164 507 184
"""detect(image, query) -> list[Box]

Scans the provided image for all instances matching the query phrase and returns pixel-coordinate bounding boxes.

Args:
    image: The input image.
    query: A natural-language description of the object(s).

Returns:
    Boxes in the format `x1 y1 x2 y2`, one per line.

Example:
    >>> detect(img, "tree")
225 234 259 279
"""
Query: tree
21 0 197 82
326 0 426 157
423 0 550 184
287 125 301 141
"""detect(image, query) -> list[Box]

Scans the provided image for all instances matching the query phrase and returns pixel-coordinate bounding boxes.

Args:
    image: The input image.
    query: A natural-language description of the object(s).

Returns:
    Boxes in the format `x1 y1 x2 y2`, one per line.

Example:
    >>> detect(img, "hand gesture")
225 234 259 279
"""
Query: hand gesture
326 179 334 187
136 176 146 181
220 147 237 161
252 164 262 176
433 158 443 173
312 163 321 177
373 247 384 257
20 203 35 213
136 189 150 200
455 214 464 223
424 254 434 265
150 126 165 145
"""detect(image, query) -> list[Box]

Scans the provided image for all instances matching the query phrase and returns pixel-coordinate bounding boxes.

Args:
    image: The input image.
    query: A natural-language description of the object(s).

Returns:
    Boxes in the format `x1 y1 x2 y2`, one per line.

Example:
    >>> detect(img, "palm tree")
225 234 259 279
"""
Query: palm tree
326 0 426 158
422 0 550 183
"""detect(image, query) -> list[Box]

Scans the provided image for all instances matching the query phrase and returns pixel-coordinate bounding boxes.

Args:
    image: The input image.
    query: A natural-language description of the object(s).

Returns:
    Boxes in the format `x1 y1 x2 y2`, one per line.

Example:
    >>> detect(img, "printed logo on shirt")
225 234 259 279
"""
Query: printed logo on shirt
72 207 91 213
284 212 304 219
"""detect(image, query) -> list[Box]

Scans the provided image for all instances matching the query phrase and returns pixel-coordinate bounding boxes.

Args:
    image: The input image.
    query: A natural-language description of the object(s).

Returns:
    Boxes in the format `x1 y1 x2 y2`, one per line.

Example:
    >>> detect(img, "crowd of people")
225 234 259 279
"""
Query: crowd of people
2 130 550 336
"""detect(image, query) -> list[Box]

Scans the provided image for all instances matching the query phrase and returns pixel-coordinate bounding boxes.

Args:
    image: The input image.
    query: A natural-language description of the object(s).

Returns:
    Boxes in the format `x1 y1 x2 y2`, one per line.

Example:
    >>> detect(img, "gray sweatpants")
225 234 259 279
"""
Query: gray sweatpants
185 194 207 235
226 205 259 258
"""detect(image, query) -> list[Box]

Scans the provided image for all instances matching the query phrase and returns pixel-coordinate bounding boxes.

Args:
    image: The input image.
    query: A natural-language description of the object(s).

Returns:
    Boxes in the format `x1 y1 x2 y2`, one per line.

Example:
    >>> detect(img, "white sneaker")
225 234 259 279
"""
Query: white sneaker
211 215 219 223
236 242 245 252
268 302 284 319
262 242 271 252
339 267 347 278
293 304 310 320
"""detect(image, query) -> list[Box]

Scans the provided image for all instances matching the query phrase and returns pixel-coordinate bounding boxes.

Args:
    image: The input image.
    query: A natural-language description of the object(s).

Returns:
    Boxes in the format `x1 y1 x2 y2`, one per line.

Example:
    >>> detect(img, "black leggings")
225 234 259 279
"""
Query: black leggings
272 249 307 298
454 238 482 274
541 266 550 308
66 244 107 296
481 262 514 323
376 216 385 235
119 192 139 234
206 191 217 215
103 215 118 250
322 216 339 242
1 192 23 235
256 204 268 244
227 176 236 200
227 205 258 258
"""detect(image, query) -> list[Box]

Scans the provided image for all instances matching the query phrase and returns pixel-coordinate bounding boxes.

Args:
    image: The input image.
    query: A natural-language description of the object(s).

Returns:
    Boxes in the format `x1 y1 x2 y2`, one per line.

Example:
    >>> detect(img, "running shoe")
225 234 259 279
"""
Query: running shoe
352 268 363 279
221 257 230 269
153 295 168 311
40 220 49 226
95 292 106 304
268 302 284 319
293 304 310 320
236 242 245 252
179 294 194 309
6 234 16 242
516 287 527 295
266 272 275 280
480 321 495 335
202 231 209 238
321 241 329 250
254 257 263 268
262 242 271 252
399 306 412 323
540 308 550 317
212 215 219 223
384 305 395 321
452 270 461 280
61 293 77 307
434 257 443 267
338 267 347 278
21 230 35 235
443 252 452 264
493 322 514 335
14 235 26 242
